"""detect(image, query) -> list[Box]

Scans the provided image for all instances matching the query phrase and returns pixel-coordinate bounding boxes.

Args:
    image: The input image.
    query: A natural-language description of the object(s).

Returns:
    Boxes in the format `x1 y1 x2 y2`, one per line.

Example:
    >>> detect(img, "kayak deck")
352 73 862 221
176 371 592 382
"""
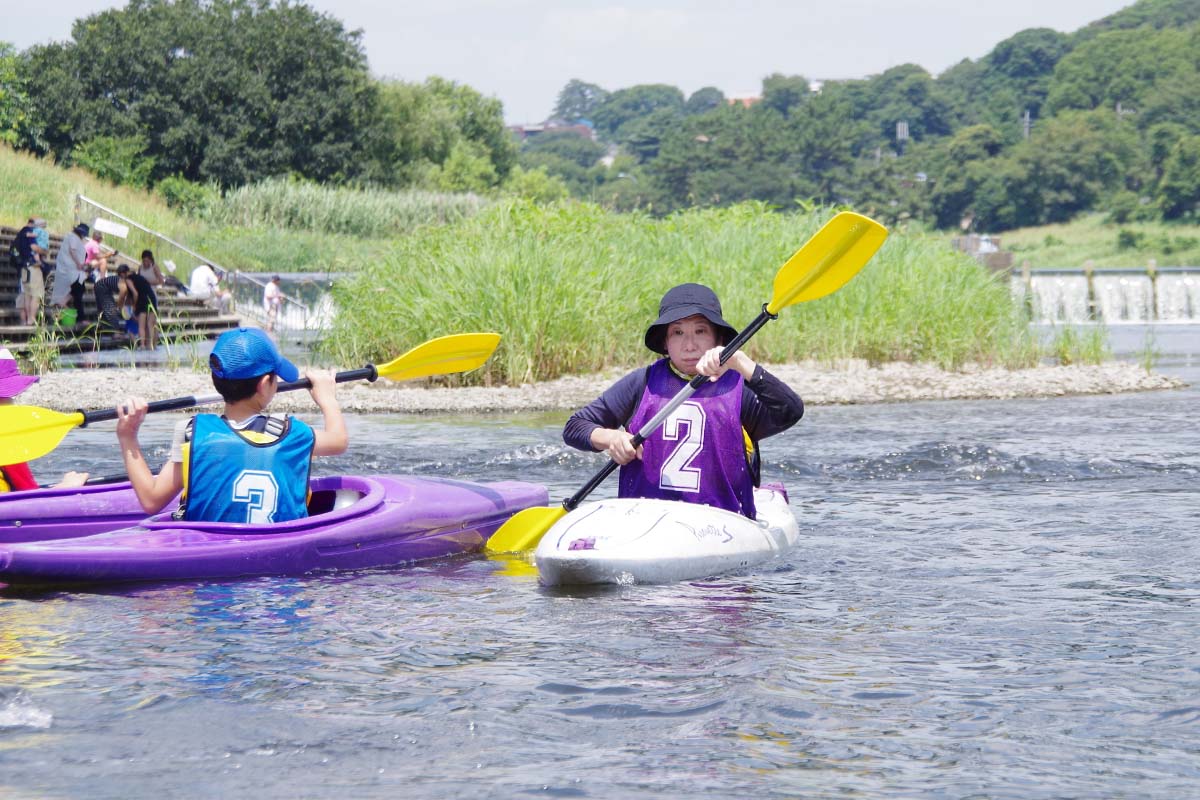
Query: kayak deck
535 486 798 586
0 481 153 543
0 475 548 585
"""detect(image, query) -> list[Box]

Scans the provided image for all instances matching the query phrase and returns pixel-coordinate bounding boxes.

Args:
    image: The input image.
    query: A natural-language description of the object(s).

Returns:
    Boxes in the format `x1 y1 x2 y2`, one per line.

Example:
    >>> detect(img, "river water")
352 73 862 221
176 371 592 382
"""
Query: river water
2 326 1198 798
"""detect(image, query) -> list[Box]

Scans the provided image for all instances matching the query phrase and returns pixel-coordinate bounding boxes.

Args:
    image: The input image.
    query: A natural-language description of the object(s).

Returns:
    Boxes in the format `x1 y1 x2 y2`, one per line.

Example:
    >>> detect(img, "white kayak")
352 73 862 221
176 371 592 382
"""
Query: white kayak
534 485 798 586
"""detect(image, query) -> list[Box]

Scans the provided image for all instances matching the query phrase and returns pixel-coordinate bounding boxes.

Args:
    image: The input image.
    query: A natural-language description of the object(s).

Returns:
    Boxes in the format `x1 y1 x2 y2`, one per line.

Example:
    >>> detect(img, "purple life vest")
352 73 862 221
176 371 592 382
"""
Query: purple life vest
619 359 756 518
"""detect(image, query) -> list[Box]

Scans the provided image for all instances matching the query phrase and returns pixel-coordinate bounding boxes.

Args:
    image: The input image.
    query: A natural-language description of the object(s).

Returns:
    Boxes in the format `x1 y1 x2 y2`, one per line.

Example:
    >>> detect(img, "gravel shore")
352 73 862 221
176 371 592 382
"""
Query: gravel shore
20 360 1186 415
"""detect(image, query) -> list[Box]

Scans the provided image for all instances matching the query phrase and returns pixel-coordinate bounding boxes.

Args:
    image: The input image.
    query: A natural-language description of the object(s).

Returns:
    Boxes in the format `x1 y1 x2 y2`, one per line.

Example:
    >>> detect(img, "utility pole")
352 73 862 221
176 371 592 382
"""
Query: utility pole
1022 109 1032 140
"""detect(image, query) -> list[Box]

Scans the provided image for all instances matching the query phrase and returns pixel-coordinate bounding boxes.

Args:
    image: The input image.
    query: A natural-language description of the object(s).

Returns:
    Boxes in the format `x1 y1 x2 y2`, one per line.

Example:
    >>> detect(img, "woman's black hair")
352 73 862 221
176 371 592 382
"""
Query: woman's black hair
141 249 154 260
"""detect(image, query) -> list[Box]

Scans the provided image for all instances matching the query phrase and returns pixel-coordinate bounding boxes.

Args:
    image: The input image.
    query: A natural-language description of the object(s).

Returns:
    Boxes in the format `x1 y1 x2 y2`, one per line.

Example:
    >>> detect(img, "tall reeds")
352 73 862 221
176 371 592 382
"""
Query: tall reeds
323 200 1040 384
203 177 489 238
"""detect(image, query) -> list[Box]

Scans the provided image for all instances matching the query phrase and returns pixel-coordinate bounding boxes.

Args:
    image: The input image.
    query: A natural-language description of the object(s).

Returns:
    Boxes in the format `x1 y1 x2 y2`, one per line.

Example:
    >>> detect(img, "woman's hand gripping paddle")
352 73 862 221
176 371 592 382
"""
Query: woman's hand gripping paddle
0 332 501 465
485 211 888 554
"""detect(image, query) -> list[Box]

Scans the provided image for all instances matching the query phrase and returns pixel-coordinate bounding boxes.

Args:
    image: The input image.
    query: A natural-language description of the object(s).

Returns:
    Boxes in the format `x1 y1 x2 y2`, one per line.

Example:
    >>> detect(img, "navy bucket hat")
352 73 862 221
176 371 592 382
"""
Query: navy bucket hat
644 283 738 355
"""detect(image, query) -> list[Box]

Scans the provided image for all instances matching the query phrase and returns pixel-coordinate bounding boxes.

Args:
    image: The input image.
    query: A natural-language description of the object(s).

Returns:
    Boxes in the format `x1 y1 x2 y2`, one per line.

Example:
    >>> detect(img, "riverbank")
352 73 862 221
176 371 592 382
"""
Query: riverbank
20 360 1185 415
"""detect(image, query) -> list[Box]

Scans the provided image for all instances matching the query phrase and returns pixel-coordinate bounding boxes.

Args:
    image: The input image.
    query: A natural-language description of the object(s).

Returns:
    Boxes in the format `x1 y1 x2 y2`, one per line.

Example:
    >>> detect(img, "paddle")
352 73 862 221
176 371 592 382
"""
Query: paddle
1 332 501 465
34 468 160 489
485 211 888 554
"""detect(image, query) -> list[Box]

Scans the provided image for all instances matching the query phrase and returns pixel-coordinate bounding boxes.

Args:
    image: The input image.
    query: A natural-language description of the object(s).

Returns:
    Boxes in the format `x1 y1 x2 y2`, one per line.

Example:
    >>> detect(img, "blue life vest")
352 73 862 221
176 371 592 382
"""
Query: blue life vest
184 413 315 524
619 358 756 518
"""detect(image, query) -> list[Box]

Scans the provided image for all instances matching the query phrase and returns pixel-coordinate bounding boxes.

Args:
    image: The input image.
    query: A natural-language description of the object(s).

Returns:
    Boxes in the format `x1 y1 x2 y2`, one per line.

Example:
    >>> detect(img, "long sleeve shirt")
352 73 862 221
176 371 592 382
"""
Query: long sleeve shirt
563 362 804 452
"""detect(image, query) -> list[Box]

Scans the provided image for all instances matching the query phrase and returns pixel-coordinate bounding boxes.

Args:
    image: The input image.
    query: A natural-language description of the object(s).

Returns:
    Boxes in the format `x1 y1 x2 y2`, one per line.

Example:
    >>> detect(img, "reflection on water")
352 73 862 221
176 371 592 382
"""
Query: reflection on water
1 337 1199 797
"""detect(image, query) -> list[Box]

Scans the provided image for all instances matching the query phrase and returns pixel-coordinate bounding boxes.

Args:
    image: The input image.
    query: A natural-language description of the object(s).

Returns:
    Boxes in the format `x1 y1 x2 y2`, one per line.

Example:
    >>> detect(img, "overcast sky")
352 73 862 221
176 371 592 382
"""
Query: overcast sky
6 0 1135 123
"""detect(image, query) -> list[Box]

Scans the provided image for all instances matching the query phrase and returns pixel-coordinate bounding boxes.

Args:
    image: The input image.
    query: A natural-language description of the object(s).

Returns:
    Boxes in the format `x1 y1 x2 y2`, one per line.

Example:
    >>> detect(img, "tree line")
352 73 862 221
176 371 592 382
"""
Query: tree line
528 0 1200 230
0 0 523 201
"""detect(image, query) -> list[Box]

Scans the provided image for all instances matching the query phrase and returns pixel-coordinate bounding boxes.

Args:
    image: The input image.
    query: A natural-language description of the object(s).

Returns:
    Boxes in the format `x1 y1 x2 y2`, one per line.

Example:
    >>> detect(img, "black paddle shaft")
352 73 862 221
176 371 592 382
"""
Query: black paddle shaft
561 305 777 512
77 365 379 427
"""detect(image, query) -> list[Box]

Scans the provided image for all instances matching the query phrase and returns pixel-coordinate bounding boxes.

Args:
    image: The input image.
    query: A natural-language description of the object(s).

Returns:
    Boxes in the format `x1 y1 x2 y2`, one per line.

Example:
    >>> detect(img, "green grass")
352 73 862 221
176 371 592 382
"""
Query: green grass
0 146 179 238
323 200 1040 384
1000 213 1200 268
0 146 398 274
204 176 490 239
1047 325 1111 366
5 145 1074 382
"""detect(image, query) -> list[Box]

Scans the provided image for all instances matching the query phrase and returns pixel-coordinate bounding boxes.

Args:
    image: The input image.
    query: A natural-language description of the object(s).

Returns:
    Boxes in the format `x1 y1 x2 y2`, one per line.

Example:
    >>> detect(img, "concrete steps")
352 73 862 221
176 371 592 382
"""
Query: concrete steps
1 224 242 352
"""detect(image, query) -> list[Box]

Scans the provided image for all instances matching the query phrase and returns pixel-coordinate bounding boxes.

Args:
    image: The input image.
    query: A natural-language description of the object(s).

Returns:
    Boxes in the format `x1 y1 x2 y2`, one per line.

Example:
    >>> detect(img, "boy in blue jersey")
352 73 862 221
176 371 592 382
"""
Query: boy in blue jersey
115 327 348 522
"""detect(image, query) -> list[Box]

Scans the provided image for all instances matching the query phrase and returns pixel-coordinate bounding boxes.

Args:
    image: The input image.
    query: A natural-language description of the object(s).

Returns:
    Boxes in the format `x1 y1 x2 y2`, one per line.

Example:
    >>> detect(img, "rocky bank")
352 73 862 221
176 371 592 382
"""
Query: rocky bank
19 360 1186 416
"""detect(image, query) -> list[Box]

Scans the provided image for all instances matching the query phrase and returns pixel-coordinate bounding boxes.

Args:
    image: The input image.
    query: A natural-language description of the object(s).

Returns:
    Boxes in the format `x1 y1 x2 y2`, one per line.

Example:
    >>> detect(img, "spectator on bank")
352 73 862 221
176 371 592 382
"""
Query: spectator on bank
119 263 159 350
52 223 90 324
263 275 283 333
84 229 115 282
139 250 165 288
93 267 133 333
31 219 49 271
189 262 233 314
12 217 48 325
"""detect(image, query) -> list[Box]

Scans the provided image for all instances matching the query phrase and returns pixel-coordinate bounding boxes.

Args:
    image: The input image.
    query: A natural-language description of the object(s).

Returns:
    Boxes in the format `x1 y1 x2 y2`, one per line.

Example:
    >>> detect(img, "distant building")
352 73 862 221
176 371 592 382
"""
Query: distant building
509 119 596 141
727 79 825 108
951 233 1013 273
727 95 760 109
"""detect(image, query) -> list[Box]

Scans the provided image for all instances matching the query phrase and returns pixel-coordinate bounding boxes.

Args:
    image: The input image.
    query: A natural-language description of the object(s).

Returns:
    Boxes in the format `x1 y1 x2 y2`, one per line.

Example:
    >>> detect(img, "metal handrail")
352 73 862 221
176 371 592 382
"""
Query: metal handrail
75 194 311 317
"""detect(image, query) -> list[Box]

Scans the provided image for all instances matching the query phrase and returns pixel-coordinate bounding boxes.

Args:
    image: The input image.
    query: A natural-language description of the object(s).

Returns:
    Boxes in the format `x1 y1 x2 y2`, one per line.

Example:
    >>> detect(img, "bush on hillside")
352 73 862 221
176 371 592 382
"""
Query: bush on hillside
156 176 219 216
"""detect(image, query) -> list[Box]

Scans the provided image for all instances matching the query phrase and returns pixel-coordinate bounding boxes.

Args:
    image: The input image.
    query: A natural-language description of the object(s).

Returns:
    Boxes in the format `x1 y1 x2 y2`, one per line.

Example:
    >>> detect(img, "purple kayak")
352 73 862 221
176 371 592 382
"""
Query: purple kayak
0 475 547 586
0 481 153 543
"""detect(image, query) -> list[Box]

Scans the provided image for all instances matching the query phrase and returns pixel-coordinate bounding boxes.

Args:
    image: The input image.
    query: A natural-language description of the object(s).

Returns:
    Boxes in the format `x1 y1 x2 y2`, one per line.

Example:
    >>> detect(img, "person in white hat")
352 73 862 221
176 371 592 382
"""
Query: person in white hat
52 223 91 322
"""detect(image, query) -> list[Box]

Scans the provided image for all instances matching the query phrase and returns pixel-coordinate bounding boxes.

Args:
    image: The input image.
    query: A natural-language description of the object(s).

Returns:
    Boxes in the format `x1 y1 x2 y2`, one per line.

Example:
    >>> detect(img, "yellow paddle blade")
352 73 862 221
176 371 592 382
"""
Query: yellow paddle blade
766 212 888 315
375 332 502 383
0 406 86 465
490 552 540 578
485 505 568 554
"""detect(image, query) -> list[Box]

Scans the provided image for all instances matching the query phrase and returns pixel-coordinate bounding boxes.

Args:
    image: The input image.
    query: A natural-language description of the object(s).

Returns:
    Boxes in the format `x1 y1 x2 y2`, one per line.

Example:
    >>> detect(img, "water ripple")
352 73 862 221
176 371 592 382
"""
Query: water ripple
3 391 1200 798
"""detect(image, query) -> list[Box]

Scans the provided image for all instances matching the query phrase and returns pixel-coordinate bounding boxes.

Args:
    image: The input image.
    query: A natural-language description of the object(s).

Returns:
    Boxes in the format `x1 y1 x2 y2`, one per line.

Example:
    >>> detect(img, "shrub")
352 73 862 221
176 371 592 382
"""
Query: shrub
71 135 155 188
1116 229 1144 250
156 175 219 216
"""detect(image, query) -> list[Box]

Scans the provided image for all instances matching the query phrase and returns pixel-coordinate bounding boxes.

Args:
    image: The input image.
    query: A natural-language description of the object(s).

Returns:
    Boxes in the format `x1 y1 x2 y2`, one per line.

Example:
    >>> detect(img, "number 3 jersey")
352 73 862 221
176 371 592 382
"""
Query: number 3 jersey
618 358 756 518
182 413 315 523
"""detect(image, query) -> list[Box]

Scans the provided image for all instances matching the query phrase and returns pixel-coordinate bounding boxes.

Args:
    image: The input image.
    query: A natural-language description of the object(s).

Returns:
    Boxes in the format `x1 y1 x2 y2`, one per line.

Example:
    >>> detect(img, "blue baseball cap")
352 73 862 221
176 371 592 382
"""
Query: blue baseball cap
209 328 300 382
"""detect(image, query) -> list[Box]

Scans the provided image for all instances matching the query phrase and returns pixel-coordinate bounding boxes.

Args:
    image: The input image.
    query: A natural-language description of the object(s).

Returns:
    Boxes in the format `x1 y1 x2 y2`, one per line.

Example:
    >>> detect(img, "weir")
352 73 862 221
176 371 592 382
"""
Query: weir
1011 263 1200 324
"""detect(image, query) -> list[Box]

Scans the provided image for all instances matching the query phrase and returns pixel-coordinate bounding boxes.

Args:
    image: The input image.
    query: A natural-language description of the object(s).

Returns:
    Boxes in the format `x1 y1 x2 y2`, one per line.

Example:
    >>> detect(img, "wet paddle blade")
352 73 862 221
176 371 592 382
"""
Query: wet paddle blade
485 505 568 554
766 212 888 315
375 333 502 383
0 406 86 465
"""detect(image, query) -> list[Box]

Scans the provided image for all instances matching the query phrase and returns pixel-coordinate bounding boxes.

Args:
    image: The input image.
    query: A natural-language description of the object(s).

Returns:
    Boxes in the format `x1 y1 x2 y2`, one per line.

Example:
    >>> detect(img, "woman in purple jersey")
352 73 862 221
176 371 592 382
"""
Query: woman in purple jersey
562 283 804 519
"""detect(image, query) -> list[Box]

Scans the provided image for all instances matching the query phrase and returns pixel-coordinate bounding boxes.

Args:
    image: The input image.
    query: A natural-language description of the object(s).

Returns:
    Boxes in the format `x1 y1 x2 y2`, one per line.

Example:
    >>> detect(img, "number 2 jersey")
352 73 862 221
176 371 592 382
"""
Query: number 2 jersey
176 413 315 523
620 359 754 517
563 358 804 519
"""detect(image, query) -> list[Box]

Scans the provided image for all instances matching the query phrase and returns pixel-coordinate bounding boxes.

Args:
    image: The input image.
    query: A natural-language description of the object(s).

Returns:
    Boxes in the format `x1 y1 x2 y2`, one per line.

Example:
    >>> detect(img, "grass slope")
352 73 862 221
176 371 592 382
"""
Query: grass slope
999 213 1200 269
0 146 393 275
